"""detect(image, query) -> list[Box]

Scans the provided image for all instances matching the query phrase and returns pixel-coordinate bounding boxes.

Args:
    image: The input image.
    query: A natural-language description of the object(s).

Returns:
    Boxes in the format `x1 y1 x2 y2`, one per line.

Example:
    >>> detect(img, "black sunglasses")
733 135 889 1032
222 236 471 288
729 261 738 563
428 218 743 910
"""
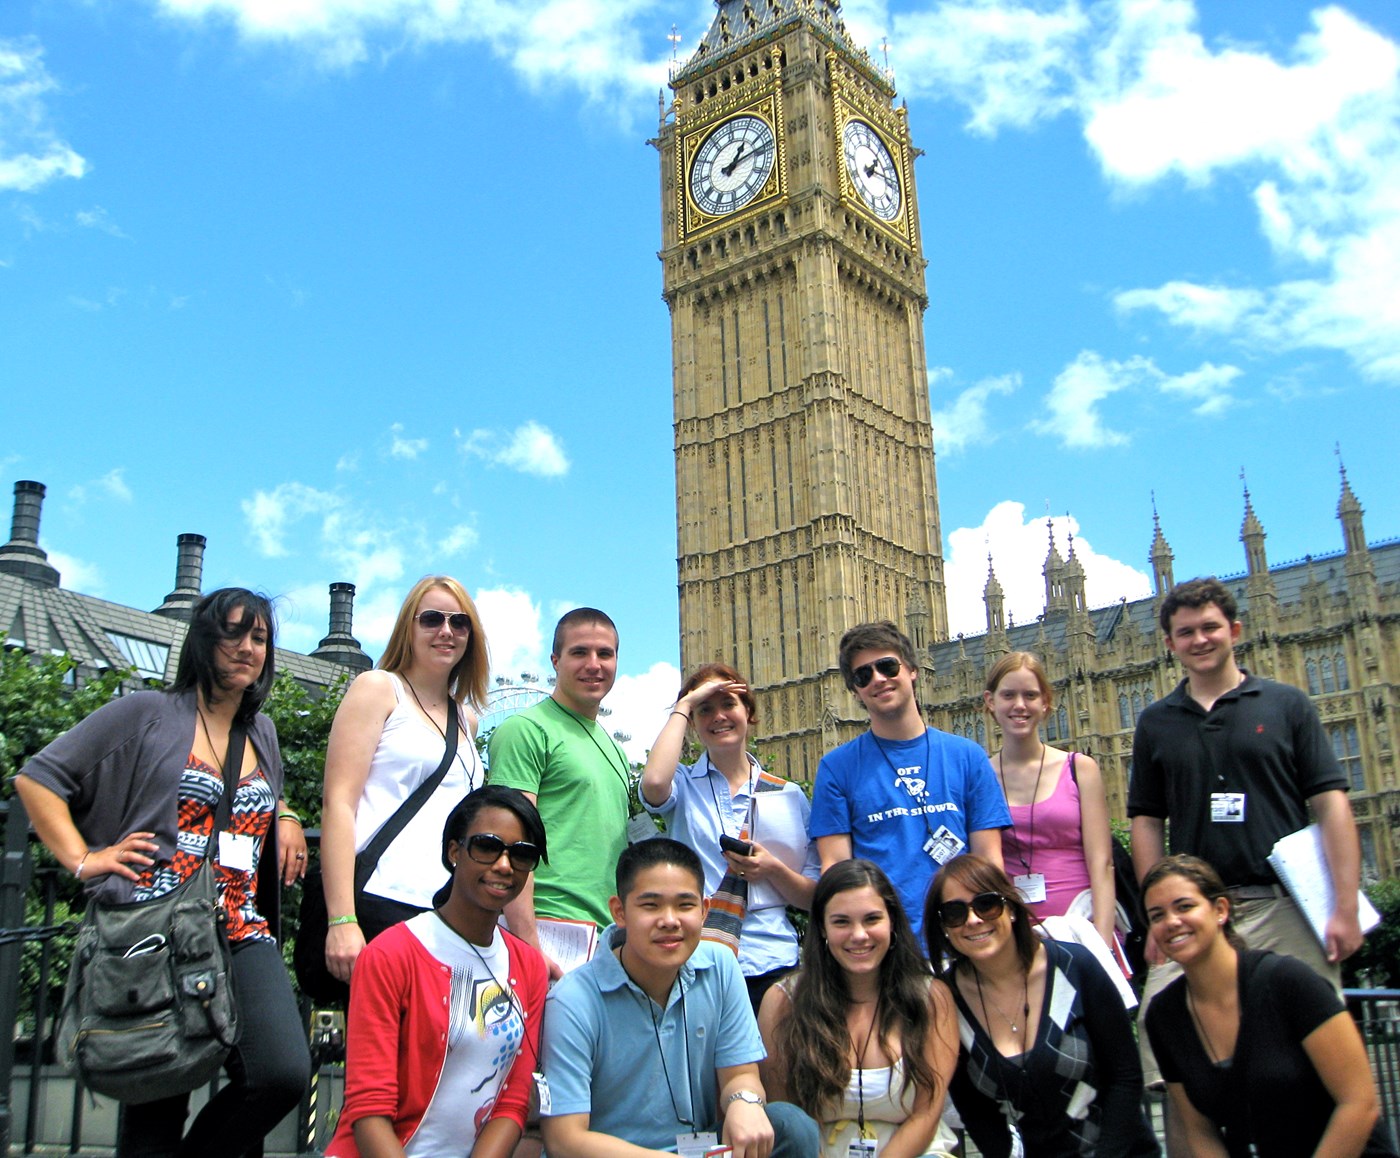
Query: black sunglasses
416 609 472 633
464 833 542 871
852 656 903 689
937 892 1008 928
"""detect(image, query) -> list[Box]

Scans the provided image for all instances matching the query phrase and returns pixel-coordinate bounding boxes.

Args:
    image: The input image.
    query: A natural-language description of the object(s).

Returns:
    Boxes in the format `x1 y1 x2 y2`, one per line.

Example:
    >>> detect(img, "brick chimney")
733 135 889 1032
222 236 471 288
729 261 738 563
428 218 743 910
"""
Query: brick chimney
0 481 61 587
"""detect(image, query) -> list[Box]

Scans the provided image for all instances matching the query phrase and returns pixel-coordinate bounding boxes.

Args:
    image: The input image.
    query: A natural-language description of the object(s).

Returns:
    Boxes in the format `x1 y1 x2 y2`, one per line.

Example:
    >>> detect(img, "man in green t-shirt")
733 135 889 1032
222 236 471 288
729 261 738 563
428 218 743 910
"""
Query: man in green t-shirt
488 607 631 977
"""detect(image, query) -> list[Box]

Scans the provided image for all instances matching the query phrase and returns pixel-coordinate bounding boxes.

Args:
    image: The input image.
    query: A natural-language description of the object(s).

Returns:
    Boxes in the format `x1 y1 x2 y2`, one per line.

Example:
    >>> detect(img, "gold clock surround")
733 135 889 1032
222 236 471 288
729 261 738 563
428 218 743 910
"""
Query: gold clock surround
677 80 787 241
831 55 913 243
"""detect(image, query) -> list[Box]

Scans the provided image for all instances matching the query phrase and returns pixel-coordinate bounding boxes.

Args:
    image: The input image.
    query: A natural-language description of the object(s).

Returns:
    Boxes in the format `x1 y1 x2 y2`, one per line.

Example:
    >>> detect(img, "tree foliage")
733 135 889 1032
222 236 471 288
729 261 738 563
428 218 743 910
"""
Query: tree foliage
1344 877 1400 989
0 651 131 787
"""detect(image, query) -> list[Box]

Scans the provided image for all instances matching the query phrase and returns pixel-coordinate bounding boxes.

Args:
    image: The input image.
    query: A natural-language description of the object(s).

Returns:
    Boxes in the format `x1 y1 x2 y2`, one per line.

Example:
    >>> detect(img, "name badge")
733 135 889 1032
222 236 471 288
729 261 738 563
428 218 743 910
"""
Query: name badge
533 1071 552 1115
627 812 661 843
923 826 965 865
218 832 256 872
1210 792 1246 823
677 1131 720 1158
1013 873 1047 905
848 1140 877 1158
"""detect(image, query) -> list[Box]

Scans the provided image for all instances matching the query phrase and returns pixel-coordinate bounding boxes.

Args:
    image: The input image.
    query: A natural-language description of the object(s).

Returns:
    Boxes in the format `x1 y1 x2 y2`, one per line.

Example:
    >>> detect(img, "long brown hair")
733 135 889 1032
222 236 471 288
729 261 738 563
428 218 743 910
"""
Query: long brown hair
377 576 489 710
776 861 946 1121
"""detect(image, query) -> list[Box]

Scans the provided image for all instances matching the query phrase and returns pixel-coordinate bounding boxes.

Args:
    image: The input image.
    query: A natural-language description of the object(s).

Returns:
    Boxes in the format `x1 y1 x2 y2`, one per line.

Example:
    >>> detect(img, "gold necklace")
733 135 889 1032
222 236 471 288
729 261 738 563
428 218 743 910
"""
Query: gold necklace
974 969 1030 1036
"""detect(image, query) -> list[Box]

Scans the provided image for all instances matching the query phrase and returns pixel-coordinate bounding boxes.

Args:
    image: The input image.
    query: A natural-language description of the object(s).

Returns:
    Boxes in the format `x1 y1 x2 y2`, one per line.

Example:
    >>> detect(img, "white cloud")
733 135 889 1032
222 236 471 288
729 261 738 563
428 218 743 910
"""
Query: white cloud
929 370 1019 454
461 420 570 478
241 481 340 556
1157 361 1243 417
150 0 672 106
387 422 428 460
1033 350 1144 448
942 500 1152 637
603 661 682 764
74 206 129 239
0 38 87 192
46 550 103 595
891 2 1400 383
1114 281 1265 331
68 468 134 505
476 586 548 682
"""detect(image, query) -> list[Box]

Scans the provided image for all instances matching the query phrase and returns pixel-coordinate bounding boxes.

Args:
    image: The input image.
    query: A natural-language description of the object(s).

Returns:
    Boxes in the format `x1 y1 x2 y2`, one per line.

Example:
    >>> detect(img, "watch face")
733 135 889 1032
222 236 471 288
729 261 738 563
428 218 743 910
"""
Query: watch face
843 119 902 221
689 115 777 216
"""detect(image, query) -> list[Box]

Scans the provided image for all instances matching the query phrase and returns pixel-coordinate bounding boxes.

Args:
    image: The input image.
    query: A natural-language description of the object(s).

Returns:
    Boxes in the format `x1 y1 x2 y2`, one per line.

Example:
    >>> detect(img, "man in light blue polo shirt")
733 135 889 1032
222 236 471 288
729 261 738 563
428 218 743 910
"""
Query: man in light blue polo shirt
540 839 818 1158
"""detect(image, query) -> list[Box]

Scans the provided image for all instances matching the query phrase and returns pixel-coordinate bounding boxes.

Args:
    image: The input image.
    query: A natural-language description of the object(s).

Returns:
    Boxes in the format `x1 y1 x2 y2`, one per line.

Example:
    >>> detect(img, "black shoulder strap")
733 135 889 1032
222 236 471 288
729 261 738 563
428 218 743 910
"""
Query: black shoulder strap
353 698 461 892
1068 750 1077 785
214 722 246 836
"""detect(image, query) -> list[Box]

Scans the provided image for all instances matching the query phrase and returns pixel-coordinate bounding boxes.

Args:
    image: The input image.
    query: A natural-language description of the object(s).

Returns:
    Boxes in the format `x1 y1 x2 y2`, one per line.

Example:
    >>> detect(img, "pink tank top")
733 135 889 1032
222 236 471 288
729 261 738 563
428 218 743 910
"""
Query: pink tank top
1000 756 1092 919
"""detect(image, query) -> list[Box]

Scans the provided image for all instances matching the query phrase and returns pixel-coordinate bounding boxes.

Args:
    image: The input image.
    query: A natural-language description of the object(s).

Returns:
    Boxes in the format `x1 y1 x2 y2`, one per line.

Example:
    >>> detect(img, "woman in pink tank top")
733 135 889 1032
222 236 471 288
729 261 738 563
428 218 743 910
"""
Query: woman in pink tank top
984 652 1118 952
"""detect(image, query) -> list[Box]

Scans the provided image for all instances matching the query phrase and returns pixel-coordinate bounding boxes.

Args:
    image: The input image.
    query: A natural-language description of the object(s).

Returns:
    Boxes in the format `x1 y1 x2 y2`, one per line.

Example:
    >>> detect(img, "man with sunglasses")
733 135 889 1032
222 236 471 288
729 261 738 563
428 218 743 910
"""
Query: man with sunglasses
809 621 1009 948
489 608 632 979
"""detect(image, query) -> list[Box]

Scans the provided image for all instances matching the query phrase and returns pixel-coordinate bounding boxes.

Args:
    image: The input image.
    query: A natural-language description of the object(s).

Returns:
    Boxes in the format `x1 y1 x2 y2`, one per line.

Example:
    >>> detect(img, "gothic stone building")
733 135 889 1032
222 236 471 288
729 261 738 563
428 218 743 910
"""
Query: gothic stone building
658 0 949 783
922 471 1399 882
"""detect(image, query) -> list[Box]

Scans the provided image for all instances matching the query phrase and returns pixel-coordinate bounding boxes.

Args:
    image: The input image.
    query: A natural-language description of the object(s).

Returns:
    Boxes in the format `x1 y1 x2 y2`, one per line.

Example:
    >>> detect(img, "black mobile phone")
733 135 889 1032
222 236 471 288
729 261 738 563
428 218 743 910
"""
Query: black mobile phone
719 834 753 857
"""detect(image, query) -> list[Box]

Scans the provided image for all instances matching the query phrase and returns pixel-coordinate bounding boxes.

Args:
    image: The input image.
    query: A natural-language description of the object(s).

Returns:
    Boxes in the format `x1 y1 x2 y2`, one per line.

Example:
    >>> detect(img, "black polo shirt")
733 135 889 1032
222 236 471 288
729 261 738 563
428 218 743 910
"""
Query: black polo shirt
1127 673 1347 886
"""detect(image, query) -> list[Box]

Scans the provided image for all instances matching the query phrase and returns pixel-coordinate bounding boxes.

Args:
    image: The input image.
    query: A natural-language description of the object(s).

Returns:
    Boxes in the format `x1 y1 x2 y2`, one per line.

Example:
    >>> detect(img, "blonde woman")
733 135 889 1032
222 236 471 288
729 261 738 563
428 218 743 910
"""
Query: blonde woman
320 576 489 988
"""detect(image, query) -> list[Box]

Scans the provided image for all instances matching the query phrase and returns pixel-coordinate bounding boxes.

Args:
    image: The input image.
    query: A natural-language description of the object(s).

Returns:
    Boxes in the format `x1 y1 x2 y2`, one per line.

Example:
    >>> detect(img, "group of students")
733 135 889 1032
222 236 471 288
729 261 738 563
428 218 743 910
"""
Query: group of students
12 573 1394 1157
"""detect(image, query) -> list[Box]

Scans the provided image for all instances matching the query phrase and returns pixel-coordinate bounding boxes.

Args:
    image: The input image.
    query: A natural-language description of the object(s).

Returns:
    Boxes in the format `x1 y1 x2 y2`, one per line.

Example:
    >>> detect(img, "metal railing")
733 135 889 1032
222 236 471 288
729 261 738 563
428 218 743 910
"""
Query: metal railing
0 797 344 1156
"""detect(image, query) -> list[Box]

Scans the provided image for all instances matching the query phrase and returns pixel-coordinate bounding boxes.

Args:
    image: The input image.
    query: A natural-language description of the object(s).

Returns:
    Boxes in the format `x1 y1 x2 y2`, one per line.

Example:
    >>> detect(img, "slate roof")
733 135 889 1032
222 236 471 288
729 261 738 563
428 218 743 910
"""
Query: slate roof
674 0 880 87
0 572 357 690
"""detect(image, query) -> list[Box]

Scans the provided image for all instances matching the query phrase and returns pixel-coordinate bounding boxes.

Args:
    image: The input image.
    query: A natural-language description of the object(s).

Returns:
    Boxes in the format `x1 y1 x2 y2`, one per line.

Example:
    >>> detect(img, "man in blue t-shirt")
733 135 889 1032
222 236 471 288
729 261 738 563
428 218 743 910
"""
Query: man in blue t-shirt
809 621 1009 946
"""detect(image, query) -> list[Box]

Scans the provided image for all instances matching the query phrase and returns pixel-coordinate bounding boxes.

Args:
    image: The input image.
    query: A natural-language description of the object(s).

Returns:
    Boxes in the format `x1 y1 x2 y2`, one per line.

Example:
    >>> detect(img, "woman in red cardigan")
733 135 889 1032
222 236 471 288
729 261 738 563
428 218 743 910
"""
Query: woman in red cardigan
326 785 550 1158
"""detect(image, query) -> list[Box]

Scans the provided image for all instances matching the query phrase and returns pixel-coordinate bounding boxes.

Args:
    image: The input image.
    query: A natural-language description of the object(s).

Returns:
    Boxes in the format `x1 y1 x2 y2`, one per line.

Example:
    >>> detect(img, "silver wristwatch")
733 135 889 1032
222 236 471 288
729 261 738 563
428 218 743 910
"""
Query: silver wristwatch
726 1089 766 1108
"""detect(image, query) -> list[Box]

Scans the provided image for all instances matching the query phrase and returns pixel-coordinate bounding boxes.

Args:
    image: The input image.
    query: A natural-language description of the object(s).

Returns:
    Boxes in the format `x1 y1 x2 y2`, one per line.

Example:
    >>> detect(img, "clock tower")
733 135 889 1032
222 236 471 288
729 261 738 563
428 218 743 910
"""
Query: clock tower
657 0 948 780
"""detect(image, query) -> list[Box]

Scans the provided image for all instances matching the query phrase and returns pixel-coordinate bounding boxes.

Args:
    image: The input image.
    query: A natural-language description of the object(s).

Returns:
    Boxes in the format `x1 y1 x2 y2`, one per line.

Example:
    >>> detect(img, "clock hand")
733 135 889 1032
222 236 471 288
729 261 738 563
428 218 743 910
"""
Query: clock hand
721 142 749 177
865 159 880 177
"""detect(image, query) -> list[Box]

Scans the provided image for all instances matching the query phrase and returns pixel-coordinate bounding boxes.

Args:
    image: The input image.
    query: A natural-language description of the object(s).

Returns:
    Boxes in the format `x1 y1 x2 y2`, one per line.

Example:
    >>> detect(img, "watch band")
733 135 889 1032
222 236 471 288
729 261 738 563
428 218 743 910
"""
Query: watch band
726 1089 765 1108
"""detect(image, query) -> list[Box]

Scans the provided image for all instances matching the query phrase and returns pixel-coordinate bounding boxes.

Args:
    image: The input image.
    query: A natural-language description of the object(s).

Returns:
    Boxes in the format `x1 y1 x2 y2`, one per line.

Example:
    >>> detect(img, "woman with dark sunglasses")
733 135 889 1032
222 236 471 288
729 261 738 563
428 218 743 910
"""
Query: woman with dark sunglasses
925 855 1158 1157
758 859 960 1158
318 576 490 995
326 785 549 1158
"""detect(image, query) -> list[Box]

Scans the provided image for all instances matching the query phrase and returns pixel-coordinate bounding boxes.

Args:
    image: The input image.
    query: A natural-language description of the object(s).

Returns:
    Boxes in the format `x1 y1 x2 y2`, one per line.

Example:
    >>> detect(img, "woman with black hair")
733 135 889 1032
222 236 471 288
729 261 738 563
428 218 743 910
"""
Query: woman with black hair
1143 854 1391 1157
925 854 1157 1157
758 859 959 1158
17 588 310 1157
326 784 550 1158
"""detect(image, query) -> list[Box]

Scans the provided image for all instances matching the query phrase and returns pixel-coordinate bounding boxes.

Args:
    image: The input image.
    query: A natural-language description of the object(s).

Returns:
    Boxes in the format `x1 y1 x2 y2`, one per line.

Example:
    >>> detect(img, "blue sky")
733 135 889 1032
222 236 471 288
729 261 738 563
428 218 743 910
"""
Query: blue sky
3 0 1397 757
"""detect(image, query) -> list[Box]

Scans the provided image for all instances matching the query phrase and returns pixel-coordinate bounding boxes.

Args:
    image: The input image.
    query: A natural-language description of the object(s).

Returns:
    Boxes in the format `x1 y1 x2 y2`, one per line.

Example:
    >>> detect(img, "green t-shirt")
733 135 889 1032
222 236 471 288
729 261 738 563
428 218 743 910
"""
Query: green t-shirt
487 697 631 929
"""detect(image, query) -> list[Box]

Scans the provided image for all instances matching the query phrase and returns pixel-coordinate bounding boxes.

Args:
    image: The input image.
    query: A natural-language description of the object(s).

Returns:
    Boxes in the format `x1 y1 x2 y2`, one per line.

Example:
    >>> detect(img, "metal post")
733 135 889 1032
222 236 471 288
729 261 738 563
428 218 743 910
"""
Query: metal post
0 797 36 1156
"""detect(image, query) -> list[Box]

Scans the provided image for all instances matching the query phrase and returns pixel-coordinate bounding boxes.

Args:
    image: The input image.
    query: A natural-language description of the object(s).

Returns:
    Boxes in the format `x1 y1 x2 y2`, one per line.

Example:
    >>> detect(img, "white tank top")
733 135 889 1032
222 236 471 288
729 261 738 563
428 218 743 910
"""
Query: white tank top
355 673 482 908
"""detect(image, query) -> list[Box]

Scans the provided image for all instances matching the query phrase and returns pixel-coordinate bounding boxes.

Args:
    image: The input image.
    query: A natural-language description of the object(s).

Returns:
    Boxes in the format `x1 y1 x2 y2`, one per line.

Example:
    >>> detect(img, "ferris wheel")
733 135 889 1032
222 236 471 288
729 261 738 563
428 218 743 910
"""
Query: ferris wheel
479 677 551 736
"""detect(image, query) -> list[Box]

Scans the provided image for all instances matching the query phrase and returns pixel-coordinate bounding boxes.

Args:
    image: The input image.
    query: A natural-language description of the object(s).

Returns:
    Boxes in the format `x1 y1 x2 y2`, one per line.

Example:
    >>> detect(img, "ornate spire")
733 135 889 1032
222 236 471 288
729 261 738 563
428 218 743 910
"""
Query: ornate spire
1149 492 1174 596
983 553 1006 635
1335 445 1370 562
675 0 874 87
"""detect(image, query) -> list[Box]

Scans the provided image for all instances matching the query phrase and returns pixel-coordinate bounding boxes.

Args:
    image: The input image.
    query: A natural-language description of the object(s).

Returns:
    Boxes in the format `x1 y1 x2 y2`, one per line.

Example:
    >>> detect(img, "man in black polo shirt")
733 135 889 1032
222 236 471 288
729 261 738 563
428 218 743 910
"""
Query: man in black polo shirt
1129 577 1364 1108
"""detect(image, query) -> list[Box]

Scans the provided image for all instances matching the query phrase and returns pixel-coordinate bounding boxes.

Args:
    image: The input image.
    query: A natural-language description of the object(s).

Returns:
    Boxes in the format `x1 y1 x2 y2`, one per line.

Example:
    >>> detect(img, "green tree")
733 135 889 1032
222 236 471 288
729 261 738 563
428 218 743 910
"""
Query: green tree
0 651 131 786
261 670 349 828
1344 877 1400 988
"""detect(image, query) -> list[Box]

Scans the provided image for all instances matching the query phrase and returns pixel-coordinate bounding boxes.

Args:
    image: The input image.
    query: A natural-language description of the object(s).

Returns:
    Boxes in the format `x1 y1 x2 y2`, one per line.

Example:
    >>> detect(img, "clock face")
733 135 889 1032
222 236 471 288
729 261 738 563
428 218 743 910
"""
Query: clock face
689 115 777 217
843 119 902 221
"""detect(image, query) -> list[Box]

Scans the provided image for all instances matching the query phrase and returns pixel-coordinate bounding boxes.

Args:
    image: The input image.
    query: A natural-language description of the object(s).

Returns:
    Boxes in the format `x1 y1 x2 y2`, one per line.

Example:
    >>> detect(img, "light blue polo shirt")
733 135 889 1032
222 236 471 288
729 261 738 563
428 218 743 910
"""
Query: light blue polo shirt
541 925 765 1151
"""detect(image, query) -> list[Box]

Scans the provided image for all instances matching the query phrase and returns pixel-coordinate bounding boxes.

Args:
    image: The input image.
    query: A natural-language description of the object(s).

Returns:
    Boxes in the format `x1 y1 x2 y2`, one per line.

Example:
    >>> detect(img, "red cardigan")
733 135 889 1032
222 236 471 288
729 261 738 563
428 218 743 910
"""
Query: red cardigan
325 921 548 1156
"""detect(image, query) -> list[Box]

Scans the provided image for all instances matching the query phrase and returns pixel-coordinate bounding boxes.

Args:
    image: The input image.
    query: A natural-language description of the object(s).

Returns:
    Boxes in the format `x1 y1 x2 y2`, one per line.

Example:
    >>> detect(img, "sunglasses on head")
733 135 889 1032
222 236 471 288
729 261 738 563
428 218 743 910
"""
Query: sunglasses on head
464 833 542 871
852 656 903 688
416 609 472 633
937 892 1008 928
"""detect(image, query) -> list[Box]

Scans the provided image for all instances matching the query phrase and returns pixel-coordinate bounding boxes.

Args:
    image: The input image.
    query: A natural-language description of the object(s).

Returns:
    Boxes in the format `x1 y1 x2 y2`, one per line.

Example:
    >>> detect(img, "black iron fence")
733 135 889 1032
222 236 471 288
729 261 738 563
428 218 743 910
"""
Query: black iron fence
2 794 1398 1156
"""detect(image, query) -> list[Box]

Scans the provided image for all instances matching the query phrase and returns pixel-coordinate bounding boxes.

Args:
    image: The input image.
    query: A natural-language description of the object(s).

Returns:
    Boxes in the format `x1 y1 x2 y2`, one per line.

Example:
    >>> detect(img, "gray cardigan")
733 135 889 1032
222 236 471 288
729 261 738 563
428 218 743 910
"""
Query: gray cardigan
20 689 286 931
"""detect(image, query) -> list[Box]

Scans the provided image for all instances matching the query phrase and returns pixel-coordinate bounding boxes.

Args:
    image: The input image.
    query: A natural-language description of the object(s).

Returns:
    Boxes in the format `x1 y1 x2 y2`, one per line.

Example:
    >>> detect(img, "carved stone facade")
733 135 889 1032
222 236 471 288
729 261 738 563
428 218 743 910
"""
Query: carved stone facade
657 0 947 782
922 472 1400 881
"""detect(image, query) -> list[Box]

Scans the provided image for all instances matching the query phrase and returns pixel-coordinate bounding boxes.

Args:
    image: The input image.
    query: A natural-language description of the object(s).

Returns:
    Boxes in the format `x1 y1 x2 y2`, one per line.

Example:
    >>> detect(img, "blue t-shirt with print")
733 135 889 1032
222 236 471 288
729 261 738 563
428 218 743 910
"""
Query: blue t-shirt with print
809 728 1010 946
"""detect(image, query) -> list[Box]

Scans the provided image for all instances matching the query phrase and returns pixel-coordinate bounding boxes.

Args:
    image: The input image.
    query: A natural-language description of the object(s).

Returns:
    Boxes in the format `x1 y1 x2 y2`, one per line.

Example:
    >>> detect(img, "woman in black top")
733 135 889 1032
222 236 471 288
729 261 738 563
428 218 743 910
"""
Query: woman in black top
925 854 1158 1157
1143 854 1391 1157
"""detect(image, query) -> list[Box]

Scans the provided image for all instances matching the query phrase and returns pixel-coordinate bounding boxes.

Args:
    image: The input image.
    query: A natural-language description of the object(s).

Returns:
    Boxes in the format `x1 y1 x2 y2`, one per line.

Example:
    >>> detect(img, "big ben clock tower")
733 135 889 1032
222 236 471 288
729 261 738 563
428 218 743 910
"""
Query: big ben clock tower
657 0 948 780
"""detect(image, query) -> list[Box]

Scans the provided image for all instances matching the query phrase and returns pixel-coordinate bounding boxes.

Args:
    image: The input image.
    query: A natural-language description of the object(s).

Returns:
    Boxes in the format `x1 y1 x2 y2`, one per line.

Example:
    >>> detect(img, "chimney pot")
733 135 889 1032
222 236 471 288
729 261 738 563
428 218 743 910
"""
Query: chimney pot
0 480 61 587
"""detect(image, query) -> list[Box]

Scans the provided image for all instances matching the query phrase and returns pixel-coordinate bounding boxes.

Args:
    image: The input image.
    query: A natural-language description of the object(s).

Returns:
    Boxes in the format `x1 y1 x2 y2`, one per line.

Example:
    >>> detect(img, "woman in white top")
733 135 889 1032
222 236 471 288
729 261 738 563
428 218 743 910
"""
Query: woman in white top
758 859 959 1158
321 575 489 986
